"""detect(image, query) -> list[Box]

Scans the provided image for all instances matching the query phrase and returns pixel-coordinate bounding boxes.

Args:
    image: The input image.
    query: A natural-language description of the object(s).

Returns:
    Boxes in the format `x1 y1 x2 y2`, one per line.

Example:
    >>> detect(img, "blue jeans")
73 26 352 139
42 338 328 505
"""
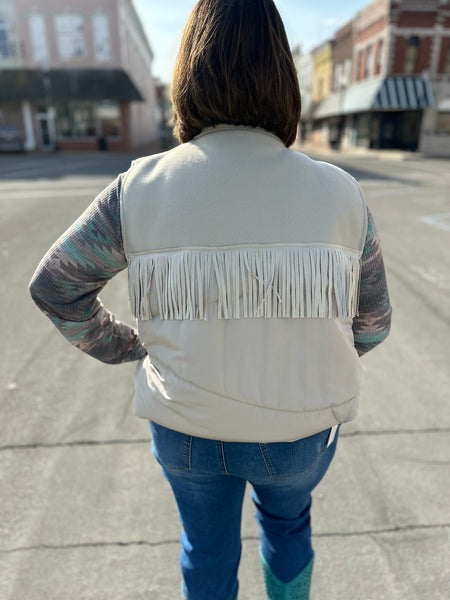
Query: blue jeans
149 421 339 600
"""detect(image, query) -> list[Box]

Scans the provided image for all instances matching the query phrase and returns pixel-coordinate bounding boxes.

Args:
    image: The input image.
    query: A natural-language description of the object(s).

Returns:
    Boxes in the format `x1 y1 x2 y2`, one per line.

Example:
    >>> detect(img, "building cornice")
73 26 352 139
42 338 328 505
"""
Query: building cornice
391 25 450 36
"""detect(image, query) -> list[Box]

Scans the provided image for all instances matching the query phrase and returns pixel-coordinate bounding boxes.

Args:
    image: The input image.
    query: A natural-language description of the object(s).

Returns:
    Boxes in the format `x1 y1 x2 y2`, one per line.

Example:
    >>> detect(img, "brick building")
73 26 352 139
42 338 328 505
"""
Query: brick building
0 0 159 152
323 19 357 149
334 19 356 91
390 0 450 155
354 0 390 82
312 0 449 154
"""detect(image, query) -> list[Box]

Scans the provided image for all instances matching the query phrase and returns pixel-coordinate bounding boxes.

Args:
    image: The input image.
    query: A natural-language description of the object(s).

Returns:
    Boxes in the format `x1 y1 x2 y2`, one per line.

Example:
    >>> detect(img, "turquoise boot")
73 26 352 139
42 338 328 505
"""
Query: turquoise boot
260 550 313 600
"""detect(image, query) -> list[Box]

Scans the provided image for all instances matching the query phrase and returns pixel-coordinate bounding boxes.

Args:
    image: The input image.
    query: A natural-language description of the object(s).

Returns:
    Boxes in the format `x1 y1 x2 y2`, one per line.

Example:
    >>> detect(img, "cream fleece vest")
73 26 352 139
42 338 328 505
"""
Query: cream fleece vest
120 126 368 442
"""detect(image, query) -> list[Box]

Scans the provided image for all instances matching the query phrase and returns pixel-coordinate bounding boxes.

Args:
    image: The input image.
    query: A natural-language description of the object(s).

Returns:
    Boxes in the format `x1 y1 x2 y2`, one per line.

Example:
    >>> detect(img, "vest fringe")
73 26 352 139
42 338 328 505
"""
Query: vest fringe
128 247 360 320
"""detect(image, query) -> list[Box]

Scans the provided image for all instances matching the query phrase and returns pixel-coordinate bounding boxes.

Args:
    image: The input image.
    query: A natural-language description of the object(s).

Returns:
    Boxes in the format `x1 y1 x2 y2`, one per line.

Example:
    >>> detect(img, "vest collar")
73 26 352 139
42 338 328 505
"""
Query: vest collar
193 124 284 145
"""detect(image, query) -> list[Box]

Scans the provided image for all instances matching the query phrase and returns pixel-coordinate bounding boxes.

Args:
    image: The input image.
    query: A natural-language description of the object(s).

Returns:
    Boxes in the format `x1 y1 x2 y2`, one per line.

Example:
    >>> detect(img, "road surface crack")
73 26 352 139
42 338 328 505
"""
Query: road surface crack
2 524 449 554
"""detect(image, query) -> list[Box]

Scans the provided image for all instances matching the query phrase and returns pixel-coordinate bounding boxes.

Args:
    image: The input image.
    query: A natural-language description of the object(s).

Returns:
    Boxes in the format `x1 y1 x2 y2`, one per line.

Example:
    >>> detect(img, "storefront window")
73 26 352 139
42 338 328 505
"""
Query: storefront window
73 103 97 136
55 102 71 136
55 101 121 138
436 112 450 134
355 113 370 146
97 101 120 137
55 101 96 137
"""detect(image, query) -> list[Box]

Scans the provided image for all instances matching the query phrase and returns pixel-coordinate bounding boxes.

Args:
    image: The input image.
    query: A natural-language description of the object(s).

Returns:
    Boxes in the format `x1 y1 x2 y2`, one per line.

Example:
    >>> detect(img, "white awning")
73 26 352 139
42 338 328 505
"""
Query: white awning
437 98 450 111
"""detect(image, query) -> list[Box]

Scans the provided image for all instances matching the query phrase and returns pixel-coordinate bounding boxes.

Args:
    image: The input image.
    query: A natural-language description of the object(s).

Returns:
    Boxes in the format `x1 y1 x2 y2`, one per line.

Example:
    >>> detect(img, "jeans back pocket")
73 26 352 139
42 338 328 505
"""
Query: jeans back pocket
149 421 192 471
259 428 332 478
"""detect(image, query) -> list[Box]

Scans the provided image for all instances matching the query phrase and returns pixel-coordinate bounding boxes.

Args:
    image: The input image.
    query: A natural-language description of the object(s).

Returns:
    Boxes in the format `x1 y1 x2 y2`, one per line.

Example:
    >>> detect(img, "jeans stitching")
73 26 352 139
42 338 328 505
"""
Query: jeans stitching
184 435 193 471
150 422 192 471
259 443 274 476
260 430 334 479
218 441 230 475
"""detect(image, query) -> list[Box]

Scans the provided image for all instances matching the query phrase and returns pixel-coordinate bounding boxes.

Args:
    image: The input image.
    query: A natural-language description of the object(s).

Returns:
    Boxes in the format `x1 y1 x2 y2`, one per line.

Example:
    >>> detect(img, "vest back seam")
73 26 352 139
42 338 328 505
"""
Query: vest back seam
148 356 358 415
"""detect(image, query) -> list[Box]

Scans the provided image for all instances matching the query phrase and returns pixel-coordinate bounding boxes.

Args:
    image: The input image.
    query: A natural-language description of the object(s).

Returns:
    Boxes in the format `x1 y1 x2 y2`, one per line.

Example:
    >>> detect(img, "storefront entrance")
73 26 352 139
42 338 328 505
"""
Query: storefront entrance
370 111 423 151
36 111 56 151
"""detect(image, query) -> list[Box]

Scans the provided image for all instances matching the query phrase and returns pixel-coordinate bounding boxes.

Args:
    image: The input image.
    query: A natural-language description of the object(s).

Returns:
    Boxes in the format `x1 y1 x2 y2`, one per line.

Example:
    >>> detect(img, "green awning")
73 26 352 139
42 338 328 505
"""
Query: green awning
0 69 144 103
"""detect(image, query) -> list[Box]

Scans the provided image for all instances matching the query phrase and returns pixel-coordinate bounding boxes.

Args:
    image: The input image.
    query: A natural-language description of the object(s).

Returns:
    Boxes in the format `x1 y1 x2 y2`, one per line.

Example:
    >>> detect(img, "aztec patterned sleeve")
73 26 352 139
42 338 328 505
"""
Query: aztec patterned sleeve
353 207 392 356
29 174 147 364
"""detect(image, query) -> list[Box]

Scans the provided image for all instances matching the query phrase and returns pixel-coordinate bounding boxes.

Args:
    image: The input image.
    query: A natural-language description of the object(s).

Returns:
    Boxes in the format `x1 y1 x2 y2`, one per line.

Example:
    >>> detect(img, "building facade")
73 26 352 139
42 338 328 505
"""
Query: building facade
310 40 334 147
329 19 356 148
293 46 314 142
310 0 450 155
390 0 450 156
312 40 334 103
333 19 356 91
0 0 158 152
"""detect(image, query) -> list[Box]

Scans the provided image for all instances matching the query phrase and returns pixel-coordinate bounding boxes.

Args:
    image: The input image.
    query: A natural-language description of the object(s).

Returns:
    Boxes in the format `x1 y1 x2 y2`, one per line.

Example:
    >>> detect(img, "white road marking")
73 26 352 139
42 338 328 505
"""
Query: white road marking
420 213 450 231
409 264 449 292
0 188 102 200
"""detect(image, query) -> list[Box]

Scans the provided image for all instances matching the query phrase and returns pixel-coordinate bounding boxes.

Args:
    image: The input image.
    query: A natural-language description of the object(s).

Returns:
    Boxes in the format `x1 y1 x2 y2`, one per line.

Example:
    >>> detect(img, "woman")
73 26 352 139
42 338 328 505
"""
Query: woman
29 1 391 599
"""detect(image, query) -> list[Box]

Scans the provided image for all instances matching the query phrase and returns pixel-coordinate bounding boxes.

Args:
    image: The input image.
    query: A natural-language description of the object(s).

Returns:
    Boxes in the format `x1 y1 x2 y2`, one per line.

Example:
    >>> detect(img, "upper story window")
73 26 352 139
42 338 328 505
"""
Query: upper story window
445 45 450 74
404 36 419 74
356 50 363 81
318 78 324 100
365 45 373 78
29 14 49 64
344 59 351 84
334 59 351 91
375 40 383 75
93 13 111 61
333 63 341 91
54 14 86 60
0 20 12 58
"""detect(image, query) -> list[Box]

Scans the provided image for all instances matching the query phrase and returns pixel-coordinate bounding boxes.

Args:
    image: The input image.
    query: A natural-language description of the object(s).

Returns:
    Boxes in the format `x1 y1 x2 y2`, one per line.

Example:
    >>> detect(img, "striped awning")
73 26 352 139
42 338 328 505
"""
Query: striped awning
313 76 435 120
373 76 434 110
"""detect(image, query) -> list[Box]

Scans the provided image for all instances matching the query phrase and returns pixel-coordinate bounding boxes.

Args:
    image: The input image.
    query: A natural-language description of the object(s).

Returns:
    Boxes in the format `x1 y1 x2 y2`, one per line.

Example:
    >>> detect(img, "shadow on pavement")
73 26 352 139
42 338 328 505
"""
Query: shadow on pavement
302 151 419 186
0 143 417 187
0 153 135 180
331 163 416 186
0 138 174 180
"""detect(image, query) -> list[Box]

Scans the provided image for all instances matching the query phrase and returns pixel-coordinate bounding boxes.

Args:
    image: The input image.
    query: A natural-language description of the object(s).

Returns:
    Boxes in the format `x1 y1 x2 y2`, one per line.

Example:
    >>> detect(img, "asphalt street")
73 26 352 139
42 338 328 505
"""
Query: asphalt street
0 148 449 600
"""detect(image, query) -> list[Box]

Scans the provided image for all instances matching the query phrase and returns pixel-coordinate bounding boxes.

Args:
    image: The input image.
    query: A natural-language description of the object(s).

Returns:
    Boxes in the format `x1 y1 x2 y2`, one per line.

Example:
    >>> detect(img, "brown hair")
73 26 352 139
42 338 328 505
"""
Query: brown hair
171 0 301 147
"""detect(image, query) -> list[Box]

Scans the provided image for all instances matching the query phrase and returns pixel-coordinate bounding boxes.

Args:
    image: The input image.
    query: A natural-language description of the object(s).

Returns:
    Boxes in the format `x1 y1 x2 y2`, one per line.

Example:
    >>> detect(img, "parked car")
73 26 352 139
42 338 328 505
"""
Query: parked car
0 126 25 152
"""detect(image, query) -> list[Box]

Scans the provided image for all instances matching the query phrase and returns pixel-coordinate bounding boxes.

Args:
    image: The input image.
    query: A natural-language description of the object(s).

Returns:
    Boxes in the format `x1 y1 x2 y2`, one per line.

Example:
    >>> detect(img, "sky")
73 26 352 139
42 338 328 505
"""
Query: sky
134 0 370 82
